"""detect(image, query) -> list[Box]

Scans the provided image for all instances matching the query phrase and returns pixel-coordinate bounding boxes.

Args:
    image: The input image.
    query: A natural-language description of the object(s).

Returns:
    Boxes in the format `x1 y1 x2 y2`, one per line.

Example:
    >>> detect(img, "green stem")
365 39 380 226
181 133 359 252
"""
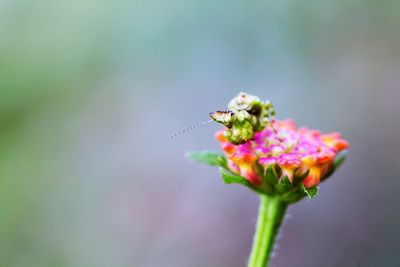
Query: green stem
248 195 287 267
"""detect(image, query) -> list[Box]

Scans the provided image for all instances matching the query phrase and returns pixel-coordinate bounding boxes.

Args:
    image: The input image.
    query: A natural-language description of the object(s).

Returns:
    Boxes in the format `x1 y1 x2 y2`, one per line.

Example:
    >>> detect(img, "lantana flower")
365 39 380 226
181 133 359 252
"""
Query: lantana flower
214 119 348 192
187 93 348 267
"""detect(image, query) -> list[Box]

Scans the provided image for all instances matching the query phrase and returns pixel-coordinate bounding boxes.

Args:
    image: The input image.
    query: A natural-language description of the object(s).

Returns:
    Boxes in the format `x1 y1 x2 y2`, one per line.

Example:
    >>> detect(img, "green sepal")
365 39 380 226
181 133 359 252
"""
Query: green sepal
280 190 306 203
300 184 318 199
274 176 294 193
334 150 347 170
263 165 278 185
219 168 250 186
186 151 228 169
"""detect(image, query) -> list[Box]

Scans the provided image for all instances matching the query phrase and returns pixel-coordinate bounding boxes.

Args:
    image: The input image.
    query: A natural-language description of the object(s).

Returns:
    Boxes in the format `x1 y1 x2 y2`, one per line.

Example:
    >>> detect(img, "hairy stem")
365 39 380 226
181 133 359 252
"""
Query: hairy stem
248 195 287 267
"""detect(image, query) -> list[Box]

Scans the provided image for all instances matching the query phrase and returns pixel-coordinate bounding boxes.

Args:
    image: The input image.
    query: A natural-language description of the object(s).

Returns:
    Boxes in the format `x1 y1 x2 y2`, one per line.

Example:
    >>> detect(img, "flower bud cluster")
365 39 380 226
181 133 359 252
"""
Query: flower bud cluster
210 92 276 145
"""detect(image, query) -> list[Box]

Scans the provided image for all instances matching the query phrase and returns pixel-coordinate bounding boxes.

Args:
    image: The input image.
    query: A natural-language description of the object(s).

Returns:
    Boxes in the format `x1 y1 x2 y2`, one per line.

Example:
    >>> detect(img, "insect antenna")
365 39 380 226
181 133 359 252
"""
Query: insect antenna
167 119 213 141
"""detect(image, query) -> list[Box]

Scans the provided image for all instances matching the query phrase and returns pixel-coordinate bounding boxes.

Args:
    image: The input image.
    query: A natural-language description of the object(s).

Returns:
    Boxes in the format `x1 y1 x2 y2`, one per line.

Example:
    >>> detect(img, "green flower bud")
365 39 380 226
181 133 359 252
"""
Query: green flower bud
209 92 276 144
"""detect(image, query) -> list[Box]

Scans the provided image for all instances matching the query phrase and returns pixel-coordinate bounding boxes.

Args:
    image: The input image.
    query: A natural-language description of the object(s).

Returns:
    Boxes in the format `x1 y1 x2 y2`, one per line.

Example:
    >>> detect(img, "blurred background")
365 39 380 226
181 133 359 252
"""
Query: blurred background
1 1 400 266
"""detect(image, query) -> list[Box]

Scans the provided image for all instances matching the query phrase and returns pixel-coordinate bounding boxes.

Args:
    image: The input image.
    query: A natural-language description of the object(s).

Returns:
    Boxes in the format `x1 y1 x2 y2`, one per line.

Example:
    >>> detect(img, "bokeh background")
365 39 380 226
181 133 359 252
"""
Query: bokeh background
1 1 400 266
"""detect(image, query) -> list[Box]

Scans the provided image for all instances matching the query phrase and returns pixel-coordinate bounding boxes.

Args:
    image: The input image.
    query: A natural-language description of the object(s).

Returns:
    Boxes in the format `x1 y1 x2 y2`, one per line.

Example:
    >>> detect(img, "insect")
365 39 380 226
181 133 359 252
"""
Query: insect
167 92 276 144
208 110 235 128
209 92 276 144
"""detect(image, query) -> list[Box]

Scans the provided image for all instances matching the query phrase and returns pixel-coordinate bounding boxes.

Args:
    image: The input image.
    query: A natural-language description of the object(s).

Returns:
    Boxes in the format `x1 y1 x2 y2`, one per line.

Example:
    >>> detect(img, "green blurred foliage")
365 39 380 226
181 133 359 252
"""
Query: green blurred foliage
0 1 111 266
1 0 400 266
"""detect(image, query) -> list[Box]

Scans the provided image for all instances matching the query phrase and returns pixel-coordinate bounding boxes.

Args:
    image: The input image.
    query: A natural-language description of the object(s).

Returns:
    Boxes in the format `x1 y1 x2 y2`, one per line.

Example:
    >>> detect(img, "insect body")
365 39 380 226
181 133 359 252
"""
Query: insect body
209 92 276 145
208 110 235 128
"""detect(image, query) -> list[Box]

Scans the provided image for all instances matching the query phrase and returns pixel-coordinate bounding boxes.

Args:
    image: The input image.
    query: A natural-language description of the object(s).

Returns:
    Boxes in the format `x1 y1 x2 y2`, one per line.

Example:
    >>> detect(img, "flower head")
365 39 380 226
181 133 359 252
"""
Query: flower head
215 119 349 193
186 93 350 267
189 92 349 202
